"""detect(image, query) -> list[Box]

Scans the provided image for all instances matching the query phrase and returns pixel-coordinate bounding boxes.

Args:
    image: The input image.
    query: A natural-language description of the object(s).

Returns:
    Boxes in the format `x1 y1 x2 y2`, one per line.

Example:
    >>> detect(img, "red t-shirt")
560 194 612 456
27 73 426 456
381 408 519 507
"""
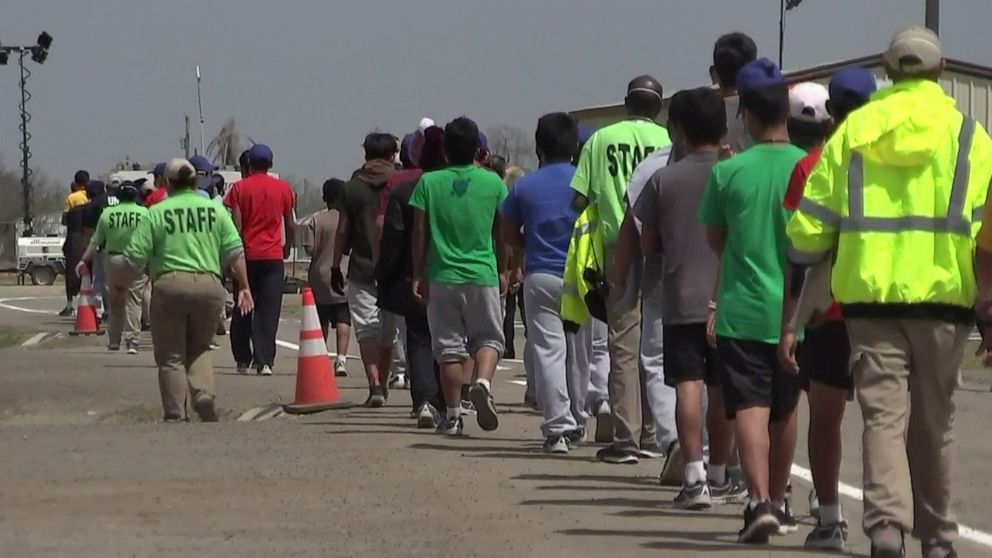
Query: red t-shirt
784 147 842 321
377 168 423 217
224 174 296 261
144 187 168 208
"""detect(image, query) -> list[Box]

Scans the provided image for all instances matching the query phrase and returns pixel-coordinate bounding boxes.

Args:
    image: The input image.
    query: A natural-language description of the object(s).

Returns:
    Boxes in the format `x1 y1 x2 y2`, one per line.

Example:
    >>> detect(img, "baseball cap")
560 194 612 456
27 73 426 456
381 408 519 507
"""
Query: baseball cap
829 67 877 106
478 131 488 151
188 155 217 174
789 82 830 122
418 117 435 133
165 158 196 183
736 58 784 96
248 143 274 165
883 26 942 75
152 162 167 179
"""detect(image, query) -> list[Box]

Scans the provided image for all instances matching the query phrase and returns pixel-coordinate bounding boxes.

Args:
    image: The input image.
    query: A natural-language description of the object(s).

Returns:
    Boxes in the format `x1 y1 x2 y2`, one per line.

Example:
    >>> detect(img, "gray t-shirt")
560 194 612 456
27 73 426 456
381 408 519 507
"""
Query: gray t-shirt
633 151 720 325
304 209 348 306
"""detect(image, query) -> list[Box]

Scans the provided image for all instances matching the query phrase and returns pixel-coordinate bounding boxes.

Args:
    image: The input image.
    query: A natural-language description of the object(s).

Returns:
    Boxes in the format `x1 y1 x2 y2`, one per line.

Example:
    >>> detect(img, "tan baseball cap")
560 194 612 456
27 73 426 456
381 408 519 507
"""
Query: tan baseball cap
164 158 196 183
883 26 942 75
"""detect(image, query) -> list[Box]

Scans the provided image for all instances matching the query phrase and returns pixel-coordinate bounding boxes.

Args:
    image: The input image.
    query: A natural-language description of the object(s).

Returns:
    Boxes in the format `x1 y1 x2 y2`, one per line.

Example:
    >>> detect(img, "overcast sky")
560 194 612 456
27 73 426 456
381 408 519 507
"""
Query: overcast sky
2 0 990 189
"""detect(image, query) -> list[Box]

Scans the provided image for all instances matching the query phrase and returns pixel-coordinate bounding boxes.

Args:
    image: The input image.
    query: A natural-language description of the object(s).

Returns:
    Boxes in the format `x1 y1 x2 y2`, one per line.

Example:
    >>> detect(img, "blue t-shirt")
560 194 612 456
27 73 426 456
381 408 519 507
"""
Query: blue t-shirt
500 162 579 278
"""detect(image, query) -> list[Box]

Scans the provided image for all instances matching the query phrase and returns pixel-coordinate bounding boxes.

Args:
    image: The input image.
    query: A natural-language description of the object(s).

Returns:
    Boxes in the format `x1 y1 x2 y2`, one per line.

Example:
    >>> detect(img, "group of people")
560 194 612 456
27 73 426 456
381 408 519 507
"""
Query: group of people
58 22 992 558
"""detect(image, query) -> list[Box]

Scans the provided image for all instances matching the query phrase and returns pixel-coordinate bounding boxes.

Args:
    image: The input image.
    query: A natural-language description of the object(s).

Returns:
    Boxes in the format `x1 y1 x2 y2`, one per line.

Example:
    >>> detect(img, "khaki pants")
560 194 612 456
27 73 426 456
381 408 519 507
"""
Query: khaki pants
604 246 656 449
151 272 225 420
848 318 968 542
103 254 147 347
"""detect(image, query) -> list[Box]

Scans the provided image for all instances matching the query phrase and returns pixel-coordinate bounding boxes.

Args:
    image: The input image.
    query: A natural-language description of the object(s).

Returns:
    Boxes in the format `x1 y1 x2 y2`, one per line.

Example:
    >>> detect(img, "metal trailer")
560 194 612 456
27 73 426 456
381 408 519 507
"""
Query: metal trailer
0 222 65 285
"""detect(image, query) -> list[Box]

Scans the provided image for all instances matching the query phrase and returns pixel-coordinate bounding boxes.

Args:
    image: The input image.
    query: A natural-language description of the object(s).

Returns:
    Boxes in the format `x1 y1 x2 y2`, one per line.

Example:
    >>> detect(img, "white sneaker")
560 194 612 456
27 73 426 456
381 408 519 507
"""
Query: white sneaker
126 341 138 355
259 365 273 376
334 358 347 377
236 363 250 375
389 373 408 390
416 403 438 429
543 436 570 454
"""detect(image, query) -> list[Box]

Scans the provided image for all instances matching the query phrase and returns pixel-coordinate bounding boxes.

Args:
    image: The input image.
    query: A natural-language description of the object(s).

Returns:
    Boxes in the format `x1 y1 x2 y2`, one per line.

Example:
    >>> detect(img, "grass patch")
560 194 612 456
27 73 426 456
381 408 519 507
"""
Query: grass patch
0 328 31 349
98 405 162 424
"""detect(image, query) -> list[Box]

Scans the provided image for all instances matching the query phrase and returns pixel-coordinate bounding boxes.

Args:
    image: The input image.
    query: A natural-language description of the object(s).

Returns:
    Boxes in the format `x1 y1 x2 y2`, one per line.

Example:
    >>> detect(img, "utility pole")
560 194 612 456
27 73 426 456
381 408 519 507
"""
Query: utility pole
925 0 940 35
196 65 205 156
18 50 32 235
181 115 191 158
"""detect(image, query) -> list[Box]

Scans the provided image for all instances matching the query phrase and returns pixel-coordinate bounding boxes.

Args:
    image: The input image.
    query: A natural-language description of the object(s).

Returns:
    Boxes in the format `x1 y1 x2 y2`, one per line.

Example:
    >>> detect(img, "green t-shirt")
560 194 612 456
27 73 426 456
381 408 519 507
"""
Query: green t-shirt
125 189 244 280
570 119 671 245
698 143 806 344
409 165 508 286
90 201 149 254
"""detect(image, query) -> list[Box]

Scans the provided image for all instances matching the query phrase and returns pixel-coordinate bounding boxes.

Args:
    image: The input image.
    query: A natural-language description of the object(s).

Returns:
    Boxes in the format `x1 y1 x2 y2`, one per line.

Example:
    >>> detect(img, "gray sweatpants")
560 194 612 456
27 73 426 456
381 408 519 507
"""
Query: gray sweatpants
641 291 678 449
427 282 504 363
523 273 589 437
588 318 610 410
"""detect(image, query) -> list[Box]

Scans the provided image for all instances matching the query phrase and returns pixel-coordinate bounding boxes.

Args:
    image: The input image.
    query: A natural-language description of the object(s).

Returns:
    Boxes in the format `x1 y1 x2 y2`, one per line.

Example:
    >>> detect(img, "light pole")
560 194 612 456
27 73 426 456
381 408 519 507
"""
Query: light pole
0 31 53 236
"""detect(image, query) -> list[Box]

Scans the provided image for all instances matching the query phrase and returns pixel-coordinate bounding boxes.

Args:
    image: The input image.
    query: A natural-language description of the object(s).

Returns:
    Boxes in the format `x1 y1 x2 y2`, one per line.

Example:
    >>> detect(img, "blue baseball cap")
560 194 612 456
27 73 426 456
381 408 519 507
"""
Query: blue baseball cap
477 132 488 151
736 58 785 96
188 155 217 174
829 67 877 105
248 143 274 165
152 162 167 179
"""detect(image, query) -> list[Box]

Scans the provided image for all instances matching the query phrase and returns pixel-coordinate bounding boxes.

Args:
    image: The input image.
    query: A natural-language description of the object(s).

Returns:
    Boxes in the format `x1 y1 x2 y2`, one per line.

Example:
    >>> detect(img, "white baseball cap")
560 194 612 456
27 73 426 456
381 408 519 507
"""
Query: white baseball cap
789 82 830 122
883 26 942 75
418 117 435 133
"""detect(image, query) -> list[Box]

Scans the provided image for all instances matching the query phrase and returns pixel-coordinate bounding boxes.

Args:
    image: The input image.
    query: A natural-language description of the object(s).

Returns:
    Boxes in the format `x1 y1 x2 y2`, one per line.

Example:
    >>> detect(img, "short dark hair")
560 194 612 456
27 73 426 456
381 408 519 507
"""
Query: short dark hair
323 178 344 205
535 112 579 163
740 83 790 127
488 155 508 179
713 32 758 88
363 133 398 161
444 117 480 166
680 88 728 146
666 90 691 129
73 170 89 185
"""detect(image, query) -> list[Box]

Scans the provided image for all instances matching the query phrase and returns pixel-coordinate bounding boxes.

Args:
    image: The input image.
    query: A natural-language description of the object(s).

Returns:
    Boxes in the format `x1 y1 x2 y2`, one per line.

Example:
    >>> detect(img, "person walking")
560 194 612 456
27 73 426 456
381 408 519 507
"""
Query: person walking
76 181 149 354
124 158 253 422
570 75 672 464
790 27 992 558
224 144 296 376
60 171 91 317
303 178 352 376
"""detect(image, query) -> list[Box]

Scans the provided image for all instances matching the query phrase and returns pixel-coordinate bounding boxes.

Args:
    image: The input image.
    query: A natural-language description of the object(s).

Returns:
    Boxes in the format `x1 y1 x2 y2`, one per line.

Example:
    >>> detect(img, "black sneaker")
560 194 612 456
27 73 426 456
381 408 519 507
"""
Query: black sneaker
777 503 799 535
564 428 586 446
596 444 639 465
738 502 780 544
709 477 748 504
365 385 386 408
468 382 499 431
58 305 74 318
804 520 848 551
638 441 665 459
192 397 219 422
543 436 570 454
674 481 713 510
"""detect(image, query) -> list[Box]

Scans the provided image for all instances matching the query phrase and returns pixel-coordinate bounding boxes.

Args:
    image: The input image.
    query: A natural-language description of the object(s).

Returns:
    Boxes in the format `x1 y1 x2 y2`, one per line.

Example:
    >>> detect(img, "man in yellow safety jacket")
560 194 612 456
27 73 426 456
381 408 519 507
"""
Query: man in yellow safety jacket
787 27 992 558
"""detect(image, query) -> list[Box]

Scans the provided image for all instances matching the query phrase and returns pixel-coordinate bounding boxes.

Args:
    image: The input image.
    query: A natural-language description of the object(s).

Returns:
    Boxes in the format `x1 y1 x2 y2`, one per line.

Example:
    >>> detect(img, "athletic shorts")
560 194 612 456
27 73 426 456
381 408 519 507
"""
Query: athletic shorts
426 282 504 363
347 281 399 346
316 302 351 328
662 323 719 387
798 320 852 391
716 337 801 423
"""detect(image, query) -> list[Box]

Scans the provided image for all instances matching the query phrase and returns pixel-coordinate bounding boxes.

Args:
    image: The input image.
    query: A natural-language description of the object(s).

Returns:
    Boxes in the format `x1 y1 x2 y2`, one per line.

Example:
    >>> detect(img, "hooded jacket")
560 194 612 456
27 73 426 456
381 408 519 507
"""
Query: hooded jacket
341 159 396 285
787 79 992 319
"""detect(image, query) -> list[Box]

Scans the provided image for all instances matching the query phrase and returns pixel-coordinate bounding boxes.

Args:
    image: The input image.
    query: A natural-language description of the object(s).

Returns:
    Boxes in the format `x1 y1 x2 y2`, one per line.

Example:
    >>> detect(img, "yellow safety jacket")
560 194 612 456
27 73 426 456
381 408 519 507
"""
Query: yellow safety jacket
787 79 992 320
561 206 605 325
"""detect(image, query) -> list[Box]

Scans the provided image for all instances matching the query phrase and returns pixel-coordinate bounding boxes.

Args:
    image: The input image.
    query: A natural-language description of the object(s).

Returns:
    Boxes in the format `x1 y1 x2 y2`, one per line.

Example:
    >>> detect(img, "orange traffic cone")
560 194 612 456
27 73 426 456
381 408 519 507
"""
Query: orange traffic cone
69 268 104 336
284 287 350 414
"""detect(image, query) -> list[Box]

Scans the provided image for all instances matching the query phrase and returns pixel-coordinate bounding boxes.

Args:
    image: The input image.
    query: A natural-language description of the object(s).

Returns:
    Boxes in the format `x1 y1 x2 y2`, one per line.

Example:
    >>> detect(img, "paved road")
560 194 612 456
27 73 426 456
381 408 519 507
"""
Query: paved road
1 285 991 557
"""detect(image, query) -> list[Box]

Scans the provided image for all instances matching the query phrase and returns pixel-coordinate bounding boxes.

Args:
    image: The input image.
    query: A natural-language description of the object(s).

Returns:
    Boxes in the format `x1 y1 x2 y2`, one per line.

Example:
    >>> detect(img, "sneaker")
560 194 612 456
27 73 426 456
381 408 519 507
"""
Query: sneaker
468 382 499 431
107 344 121 352
389 373 408 390
737 502 780 544
258 365 273 376
236 363 250 375
809 489 820 520
334 358 348 377
460 399 477 416
215 323 227 336
596 444 639 465
209 343 221 351
593 400 613 443
922 540 956 558
58 305 75 318
192 397 219 422
674 481 713 511
777 503 799 535
709 477 748 505
658 440 685 486
163 414 185 423
416 403 438 429
564 428 586 446
365 385 386 408
638 441 665 459
126 341 138 355
543 436 570 454
804 520 848 551
869 523 905 558
435 415 464 436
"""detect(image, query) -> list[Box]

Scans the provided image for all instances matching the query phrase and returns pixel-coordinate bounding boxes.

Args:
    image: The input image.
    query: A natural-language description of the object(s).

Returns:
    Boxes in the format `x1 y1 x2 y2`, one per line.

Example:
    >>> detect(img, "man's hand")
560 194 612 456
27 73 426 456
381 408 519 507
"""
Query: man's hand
237 288 255 316
412 279 429 306
719 144 736 160
74 260 88 278
705 306 717 349
330 267 345 295
778 330 800 375
499 271 510 298
283 244 291 260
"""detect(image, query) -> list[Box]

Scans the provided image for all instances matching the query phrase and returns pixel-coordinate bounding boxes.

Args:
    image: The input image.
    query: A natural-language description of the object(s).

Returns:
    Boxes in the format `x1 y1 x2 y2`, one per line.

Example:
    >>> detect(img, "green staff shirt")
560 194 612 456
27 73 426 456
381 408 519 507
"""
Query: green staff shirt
570 119 671 245
125 189 244 280
409 165 507 286
90 201 149 253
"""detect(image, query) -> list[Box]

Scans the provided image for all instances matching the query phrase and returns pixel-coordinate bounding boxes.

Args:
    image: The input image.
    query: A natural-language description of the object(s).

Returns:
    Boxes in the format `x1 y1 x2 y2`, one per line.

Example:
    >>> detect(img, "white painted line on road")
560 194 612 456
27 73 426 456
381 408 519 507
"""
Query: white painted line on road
21 332 48 346
508 380 527 386
0 296 58 315
790 463 992 549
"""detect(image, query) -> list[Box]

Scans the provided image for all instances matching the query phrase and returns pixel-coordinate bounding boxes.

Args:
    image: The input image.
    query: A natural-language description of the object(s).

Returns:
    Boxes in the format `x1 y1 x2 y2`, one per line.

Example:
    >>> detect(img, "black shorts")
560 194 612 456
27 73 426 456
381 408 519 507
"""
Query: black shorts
716 337 801 422
663 323 719 387
316 303 351 328
798 320 852 391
